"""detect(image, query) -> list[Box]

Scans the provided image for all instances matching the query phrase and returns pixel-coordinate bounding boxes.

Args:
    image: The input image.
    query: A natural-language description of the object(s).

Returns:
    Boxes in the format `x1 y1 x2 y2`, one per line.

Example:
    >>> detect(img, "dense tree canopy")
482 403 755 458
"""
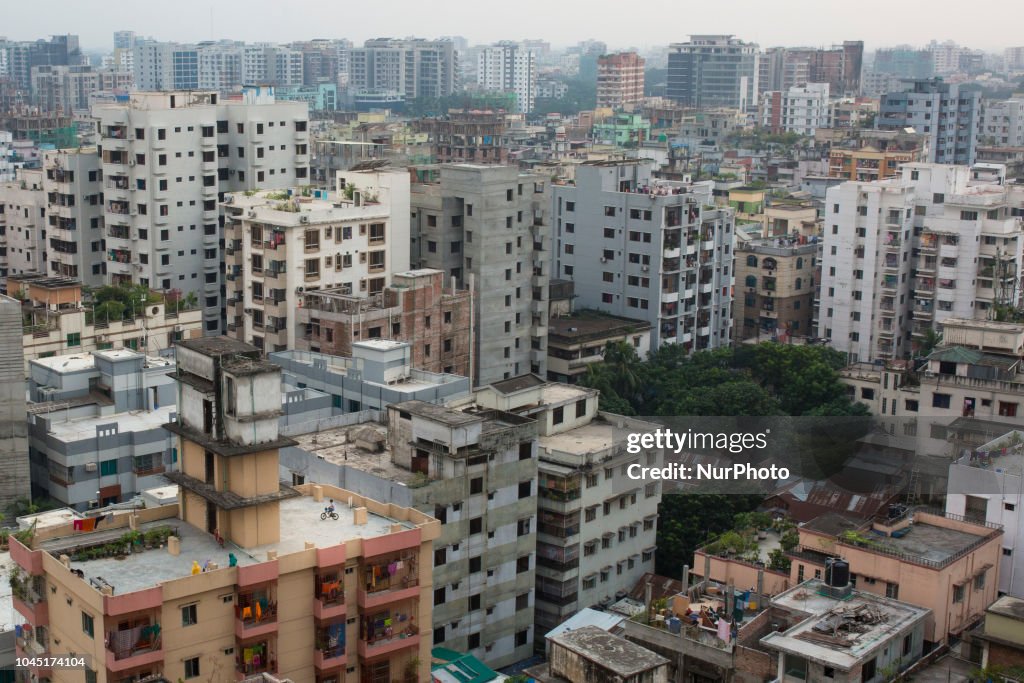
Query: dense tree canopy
582 341 870 576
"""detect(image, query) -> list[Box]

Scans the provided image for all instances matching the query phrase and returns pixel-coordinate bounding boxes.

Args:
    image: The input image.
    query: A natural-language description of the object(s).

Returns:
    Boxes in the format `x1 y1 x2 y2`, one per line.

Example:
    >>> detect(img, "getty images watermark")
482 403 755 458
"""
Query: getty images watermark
623 427 791 482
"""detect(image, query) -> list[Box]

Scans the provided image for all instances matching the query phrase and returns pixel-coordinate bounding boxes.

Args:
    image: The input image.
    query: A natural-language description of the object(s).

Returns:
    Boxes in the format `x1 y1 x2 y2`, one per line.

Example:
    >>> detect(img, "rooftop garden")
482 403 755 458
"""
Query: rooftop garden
702 512 798 572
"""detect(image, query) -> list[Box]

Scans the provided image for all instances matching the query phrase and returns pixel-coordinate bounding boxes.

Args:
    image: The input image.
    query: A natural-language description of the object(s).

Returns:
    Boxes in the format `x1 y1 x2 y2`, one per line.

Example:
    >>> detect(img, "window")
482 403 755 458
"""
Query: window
182 603 198 626
575 399 587 418
469 517 483 535
184 657 201 679
552 406 564 425
974 570 986 591
468 633 480 649
932 393 951 409
862 658 876 681
434 587 446 605
469 594 481 611
100 459 118 476
516 556 530 574
785 654 808 680
82 611 94 637
515 629 529 647
518 481 531 498
953 584 964 603
66 332 81 347
886 582 899 600
469 556 482 573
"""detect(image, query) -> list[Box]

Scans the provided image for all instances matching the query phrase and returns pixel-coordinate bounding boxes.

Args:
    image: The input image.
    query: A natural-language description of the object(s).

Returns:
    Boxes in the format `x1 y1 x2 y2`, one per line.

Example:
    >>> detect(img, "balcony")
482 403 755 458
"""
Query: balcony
358 630 419 659
105 623 163 672
314 623 347 670
235 593 278 638
235 637 275 680
880 276 899 292
358 557 420 609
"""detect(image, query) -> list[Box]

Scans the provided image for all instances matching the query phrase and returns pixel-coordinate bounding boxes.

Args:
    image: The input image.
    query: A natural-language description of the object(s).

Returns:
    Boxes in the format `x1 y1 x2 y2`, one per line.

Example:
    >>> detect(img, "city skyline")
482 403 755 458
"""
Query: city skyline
4 0 1024 52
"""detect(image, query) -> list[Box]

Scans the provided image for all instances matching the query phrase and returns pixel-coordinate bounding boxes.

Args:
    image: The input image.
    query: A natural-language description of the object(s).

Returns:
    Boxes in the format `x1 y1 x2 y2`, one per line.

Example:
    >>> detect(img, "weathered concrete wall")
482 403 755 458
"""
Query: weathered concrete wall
0 295 30 511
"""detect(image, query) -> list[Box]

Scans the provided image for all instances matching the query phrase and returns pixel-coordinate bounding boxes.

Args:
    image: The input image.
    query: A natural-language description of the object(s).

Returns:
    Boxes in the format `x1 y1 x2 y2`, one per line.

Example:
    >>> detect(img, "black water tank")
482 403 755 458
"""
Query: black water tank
829 560 850 588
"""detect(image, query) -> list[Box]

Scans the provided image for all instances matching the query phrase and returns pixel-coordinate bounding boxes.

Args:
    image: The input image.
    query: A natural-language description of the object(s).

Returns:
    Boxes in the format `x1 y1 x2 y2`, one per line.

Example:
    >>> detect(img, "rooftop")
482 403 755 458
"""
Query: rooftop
987 595 1024 622
547 312 651 343
762 579 930 670
178 336 259 358
548 625 669 676
291 422 418 485
43 404 176 443
853 518 991 566
39 492 415 595
538 414 635 461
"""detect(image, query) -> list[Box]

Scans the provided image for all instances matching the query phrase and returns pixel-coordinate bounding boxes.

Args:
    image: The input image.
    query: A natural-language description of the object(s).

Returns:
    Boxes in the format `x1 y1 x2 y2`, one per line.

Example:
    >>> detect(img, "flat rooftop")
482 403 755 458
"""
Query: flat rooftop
762 579 930 670
39 494 414 595
44 405 176 442
538 416 627 461
868 520 986 565
550 626 668 675
548 313 651 342
291 422 419 485
987 595 1024 621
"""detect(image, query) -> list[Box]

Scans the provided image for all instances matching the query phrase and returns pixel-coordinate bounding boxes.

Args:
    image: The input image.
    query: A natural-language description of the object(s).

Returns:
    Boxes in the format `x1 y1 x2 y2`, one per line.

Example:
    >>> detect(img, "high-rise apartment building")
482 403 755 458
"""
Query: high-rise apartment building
878 78 980 165
133 41 199 91
1005 46 1024 72
348 38 457 101
383 398 539 667
0 168 47 290
0 293 30 512
817 163 1024 362
93 89 310 335
463 377 662 635
477 43 536 114
759 82 830 136
412 165 550 386
42 148 105 283
551 160 736 352
980 98 1024 148
928 40 971 75
735 236 817 342
873 48 935 79
30 64 99 113
759 42 863 95
596 52 645 110
667 35 759 110
222 168 410 353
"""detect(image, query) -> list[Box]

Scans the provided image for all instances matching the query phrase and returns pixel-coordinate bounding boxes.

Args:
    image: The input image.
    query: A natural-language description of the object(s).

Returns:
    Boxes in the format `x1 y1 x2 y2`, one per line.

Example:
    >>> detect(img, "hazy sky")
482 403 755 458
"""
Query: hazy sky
4 0 1022 52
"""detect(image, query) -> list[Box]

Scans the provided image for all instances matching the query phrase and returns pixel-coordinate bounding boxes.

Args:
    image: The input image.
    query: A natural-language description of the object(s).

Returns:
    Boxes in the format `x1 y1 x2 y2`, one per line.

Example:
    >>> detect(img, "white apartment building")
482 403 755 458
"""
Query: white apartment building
477 43 536 113
92 88 310 334
947 427 1024 597
42 148 105 284
223 168 410 353
132 41 198 90
759 82 830 136
981 99 1024 148
467 376 662 635
0 168 46 290
818 163 1024 362
551 159 736 353
348 38 458 100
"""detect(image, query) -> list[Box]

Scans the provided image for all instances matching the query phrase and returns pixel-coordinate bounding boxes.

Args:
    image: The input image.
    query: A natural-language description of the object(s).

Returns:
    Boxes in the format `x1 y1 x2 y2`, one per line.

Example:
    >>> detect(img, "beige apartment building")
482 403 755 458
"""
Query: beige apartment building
10 337 439 683
10 274 203 374
789 509 1002 646
735 236 817 341
223 168 411 353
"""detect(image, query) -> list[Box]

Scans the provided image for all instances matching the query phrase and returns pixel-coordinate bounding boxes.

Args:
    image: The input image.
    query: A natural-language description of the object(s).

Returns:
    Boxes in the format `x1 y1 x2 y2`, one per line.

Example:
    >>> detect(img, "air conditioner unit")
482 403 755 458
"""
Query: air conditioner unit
96 334 108 342
642 265 650 272
243 307 253 315
299 215 309 224
128 160 135 167
295 286 304 294
174 325 183 332
248 211 257 218
600 257 607 263
85 462 98 472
